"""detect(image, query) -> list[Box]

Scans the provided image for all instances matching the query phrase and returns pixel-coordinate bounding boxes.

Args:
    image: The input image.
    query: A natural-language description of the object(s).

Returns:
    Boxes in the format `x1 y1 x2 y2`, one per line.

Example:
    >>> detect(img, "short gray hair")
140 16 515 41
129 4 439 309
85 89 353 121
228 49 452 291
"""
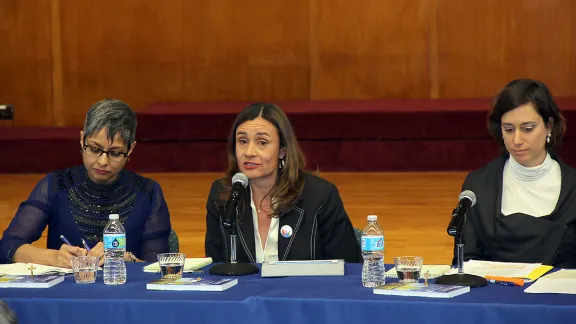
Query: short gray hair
83 99 137 149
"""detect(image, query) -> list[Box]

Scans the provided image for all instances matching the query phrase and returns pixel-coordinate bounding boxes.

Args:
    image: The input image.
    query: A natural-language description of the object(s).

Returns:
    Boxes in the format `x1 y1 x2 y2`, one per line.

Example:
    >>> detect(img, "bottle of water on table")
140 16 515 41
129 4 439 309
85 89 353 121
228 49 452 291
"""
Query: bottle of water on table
103 214 127 285
361 215 385 287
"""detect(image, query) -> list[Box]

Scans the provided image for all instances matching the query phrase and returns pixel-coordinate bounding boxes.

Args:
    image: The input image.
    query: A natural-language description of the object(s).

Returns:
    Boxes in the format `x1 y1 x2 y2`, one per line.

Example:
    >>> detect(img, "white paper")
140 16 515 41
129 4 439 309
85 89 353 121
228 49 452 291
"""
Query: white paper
524 270 576 294
0 263 73 276
447 260 541 280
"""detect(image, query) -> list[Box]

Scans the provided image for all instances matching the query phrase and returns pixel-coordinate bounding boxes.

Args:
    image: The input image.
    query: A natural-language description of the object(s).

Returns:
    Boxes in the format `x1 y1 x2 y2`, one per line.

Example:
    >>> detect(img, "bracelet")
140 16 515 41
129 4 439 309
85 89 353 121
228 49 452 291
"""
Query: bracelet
126 252 137 262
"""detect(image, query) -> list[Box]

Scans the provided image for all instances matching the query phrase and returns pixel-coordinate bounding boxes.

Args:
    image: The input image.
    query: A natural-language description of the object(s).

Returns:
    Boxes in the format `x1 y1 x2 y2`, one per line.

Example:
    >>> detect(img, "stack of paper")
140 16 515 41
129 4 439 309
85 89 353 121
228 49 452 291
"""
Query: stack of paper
524 269 576 294
0 263 72 276
447 260 552 282
385 265 451 279
143 257 213 273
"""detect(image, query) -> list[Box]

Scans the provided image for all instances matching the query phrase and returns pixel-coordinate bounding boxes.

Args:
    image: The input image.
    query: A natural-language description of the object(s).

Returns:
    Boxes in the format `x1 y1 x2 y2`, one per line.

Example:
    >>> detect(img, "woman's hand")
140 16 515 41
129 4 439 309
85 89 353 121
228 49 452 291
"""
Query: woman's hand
55 244 87 268
87 242 105 266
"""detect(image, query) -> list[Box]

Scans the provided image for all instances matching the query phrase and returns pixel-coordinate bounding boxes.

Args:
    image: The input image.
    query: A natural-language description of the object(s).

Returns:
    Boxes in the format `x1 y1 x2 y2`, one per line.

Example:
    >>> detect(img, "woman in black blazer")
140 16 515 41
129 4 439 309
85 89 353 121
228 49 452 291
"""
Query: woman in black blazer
205 102 362 263
458 79 576 268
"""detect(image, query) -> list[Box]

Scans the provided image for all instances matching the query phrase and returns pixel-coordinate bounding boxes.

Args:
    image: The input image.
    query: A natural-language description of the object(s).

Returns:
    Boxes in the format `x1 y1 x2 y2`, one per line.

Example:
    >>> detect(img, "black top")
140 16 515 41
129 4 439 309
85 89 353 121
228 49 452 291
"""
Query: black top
205 172 363 263
458 154 576 268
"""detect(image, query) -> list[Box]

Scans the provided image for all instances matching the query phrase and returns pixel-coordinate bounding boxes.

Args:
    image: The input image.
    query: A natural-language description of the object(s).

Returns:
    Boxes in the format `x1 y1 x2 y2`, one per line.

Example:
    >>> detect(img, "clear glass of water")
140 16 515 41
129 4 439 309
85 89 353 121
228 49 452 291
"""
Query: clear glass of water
157 253 186 279
394 256 424 283
70 256 99 284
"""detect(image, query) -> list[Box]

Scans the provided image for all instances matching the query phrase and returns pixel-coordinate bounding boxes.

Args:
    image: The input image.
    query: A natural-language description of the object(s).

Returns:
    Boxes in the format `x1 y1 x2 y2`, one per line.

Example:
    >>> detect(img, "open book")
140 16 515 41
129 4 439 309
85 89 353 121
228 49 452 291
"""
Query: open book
0 263 73 276
143 257 213 273
446 260 552 282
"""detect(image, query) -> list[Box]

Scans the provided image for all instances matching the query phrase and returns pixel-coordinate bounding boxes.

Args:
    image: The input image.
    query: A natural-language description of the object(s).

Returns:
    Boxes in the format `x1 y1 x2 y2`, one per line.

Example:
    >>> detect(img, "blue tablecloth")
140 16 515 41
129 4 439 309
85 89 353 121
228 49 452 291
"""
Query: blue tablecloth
2 263 575 324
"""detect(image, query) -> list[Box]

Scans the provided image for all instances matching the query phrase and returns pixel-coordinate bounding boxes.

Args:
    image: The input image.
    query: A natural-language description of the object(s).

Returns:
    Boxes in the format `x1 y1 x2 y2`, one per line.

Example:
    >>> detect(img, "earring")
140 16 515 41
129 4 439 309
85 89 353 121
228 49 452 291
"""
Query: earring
278 158 285 171
547 133 551 144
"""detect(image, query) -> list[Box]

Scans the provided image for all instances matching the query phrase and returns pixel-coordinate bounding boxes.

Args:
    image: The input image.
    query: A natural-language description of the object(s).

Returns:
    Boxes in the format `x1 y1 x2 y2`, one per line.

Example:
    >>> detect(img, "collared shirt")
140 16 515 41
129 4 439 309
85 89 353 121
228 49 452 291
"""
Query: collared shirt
250 186 279 263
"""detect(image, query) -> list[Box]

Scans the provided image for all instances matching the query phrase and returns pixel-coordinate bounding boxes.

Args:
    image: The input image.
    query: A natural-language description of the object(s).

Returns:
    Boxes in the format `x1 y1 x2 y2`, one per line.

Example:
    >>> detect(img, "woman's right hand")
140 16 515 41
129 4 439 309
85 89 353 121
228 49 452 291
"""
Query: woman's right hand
55 244 87 268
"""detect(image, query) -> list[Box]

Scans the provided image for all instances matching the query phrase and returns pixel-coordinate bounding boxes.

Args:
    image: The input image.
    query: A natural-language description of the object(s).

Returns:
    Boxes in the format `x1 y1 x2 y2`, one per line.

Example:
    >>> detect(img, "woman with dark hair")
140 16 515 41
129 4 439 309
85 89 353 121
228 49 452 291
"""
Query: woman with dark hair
458 79 576 268
0 99 172 267
205 102 362 263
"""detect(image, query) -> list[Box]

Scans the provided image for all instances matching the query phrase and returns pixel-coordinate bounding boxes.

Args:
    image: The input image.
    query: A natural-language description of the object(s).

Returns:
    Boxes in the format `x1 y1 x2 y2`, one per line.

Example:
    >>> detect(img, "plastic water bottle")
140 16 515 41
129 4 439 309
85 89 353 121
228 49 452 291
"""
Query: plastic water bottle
361 215 385 287
103 214 126 285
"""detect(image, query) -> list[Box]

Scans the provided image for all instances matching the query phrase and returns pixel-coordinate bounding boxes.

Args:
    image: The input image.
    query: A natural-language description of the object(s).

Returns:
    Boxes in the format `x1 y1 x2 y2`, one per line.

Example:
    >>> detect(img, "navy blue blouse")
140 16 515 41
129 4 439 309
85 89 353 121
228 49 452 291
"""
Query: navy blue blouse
0 166 171 263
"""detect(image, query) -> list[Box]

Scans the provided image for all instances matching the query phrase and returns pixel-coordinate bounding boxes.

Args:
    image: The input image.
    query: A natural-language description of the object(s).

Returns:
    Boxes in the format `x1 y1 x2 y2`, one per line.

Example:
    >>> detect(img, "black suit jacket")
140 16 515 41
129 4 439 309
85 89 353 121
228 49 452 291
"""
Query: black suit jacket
458 153 576 268
205 172 362 263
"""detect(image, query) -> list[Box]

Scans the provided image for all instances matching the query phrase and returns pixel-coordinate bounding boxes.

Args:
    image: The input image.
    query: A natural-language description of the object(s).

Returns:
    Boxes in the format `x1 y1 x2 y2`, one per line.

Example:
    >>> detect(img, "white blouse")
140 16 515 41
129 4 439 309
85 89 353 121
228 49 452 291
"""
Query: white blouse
501 153 561 217
249 186 279 263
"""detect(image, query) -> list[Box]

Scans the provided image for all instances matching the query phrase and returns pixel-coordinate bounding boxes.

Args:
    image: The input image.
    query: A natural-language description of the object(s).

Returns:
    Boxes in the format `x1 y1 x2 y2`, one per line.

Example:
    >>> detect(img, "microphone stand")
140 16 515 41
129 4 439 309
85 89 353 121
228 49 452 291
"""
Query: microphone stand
210 202 259 276
435 210 487 288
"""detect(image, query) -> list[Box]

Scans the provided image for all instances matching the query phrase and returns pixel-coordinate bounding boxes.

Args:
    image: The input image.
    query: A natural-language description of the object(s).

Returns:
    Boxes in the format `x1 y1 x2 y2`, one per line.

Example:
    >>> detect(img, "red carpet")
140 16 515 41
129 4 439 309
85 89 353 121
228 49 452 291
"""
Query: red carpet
2 99 576 173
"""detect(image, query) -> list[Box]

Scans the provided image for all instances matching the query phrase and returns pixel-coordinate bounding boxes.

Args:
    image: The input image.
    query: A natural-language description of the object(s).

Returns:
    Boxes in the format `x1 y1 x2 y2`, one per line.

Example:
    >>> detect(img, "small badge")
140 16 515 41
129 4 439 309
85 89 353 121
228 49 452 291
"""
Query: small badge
280 225 293 238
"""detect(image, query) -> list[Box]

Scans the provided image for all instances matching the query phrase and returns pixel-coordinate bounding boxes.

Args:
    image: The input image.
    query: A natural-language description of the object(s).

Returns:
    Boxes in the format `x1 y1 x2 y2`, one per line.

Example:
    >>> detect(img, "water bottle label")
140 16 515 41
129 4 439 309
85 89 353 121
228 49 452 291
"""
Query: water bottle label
103 234 126 249
362 236 384 251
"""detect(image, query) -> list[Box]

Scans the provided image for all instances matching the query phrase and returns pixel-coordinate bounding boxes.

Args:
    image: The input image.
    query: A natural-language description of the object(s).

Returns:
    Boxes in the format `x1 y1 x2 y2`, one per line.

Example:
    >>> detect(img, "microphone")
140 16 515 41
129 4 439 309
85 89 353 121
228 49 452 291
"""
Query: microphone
447 190 477 236
222 173 249 228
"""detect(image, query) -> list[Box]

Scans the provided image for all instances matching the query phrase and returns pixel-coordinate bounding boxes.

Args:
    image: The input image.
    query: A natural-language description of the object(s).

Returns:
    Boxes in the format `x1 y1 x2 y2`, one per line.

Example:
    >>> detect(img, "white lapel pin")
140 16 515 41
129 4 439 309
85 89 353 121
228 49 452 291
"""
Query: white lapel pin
280 225 293 238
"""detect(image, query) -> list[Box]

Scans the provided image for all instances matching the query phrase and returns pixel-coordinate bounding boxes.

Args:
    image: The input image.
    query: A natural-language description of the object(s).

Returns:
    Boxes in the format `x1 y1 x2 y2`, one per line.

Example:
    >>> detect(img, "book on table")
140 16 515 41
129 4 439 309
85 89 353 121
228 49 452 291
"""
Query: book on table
146 277 238 291
374 282 470 298
0 275 64 288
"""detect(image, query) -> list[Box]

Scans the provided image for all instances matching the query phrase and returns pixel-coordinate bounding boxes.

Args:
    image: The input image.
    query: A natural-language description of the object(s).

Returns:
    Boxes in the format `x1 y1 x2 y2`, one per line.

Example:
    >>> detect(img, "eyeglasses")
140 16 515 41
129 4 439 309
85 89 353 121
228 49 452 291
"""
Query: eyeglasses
83 144 129 162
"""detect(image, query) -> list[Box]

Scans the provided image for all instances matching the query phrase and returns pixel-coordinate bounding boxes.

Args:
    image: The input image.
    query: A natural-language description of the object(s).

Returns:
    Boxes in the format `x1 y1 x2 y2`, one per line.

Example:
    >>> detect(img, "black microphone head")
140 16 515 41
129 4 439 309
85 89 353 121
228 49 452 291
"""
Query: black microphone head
459 190 477 207
232 173 249 188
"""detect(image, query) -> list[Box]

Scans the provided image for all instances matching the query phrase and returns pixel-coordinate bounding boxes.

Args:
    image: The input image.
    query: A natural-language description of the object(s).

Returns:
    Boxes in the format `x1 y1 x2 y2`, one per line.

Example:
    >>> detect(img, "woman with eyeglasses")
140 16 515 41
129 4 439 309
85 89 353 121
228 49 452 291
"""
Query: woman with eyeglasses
0 99 172 267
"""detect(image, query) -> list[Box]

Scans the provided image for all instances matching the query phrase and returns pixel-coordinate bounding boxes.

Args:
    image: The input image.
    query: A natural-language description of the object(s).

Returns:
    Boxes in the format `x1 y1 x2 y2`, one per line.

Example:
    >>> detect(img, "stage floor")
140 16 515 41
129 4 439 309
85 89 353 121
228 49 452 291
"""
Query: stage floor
0 171 465 265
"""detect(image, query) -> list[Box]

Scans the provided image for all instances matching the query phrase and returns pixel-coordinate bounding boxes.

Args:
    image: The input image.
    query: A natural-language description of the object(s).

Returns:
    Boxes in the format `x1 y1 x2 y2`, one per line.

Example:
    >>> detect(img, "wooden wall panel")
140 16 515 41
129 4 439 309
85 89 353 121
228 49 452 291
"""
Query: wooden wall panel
0 0 53 126
58 0 186 126
437 0 576 98
311 0 433 99
181 1 310 101
2 1 576 127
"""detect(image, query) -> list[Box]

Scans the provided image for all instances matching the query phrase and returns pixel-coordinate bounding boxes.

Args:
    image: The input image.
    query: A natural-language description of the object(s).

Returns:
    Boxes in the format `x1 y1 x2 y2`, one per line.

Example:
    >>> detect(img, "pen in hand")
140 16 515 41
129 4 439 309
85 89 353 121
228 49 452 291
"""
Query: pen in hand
81 239 91 252
59 235 72 246
60 235 91 252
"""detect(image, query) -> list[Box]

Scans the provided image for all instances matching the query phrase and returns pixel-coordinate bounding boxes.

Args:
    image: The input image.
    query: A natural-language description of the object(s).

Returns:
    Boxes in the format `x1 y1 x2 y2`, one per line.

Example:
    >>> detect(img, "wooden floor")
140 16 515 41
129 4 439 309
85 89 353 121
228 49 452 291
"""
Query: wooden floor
0 172 467 265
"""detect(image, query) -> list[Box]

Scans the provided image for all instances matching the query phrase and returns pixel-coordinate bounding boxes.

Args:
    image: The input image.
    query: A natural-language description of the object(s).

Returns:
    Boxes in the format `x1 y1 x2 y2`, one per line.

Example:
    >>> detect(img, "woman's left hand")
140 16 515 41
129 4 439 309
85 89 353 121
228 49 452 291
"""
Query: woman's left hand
87 242 105 266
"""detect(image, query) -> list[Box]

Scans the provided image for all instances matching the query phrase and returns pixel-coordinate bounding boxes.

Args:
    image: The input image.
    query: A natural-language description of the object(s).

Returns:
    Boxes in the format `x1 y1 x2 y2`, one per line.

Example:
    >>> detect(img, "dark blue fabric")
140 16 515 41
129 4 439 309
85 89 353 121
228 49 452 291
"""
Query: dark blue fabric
1 263 575 324
0 166 171 263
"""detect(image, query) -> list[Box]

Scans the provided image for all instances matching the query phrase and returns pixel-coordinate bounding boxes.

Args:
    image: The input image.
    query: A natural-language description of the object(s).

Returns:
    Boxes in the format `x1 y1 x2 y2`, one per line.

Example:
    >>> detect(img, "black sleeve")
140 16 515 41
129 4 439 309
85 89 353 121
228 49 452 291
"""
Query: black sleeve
317 184 363 263
204 180 227 263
